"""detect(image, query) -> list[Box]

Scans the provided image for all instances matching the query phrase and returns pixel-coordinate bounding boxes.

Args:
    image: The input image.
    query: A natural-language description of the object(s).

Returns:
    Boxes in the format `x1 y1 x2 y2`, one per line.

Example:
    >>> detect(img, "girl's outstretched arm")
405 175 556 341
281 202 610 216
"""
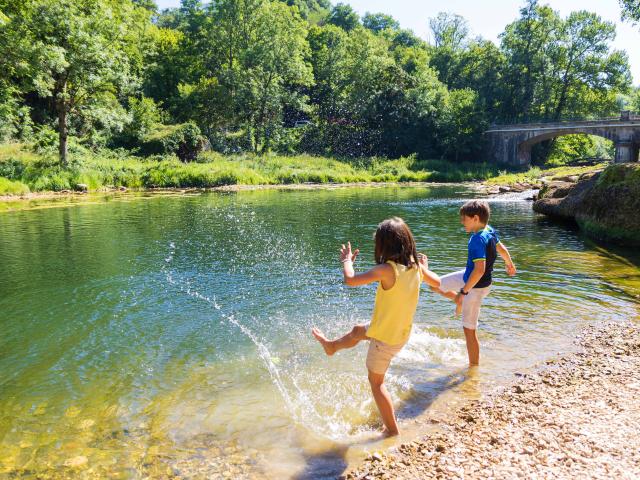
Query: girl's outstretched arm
341 241 394 287
417 253 441 289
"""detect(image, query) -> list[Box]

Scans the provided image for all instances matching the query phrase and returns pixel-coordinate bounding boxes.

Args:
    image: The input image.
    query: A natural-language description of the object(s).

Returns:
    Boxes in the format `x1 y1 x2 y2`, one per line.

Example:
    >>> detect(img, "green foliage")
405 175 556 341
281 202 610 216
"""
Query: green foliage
362 13 400 33
429 12 469 49
0 0 151 163
499 1 630 122
0 157 25 179
112 96 164 148
632 87 640 112
0 143 508 194
325 3 360 31
140 123 208 161
32 126 59 152
546 135 613 166
0 0 633 168
619 0 640 23
0 177 30 195
486 163 608 186
278 0 330 20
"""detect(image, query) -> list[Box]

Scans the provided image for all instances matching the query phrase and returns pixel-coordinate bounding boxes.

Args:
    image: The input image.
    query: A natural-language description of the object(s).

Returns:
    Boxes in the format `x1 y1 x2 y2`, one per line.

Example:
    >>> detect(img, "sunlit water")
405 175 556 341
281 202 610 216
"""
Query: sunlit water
1 186 638 479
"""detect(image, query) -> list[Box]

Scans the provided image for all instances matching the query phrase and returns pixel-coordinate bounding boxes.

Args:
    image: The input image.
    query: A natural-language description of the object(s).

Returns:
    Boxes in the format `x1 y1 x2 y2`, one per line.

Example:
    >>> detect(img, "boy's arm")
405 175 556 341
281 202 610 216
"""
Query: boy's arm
497 241 516 276
455 260 486 307
462 260 485 293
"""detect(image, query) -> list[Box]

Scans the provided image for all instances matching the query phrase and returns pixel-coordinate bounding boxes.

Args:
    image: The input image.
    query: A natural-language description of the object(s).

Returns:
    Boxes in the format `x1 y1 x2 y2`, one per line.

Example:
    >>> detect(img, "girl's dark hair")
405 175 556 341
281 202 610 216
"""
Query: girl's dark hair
373 217 418 268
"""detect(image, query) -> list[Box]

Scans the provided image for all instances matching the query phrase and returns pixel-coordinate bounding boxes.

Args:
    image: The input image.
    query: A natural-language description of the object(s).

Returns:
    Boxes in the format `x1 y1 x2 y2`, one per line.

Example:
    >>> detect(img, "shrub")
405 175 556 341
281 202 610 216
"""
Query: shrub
0 157 25 179
140 123 209 162
0 177 30 195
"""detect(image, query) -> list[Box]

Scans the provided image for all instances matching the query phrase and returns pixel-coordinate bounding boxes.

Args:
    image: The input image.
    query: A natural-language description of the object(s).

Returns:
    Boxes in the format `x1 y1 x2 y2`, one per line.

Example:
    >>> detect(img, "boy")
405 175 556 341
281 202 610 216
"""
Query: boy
434 200 516 366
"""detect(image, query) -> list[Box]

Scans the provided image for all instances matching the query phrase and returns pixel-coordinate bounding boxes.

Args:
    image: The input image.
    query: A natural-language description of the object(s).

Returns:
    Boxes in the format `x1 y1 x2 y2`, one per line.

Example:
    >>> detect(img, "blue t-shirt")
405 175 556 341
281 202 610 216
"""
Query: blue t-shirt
463 225 500 288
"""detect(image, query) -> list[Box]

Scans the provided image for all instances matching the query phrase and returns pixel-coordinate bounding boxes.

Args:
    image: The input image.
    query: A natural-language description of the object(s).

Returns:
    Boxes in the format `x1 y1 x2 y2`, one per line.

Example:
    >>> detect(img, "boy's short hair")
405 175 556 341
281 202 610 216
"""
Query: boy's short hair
460 200 490 224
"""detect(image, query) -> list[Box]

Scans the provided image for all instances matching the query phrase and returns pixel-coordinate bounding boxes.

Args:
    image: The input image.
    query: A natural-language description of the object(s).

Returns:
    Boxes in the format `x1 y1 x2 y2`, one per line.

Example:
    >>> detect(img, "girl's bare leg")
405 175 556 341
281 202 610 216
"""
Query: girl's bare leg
430 286 462 315
368 370 399 436
312 324 368 356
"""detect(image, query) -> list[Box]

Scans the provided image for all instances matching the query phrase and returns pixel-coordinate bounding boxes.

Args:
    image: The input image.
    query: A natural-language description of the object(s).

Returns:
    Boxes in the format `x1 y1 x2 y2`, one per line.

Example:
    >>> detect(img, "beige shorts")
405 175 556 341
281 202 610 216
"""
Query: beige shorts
439 270 491 330
365 335 405 374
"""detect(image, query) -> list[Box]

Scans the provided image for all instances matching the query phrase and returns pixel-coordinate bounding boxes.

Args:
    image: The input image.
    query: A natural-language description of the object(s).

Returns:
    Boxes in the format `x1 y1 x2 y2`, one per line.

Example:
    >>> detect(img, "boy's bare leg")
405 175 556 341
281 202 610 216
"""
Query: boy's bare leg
368 370 399 436
312 324 368 356
463 327 480 366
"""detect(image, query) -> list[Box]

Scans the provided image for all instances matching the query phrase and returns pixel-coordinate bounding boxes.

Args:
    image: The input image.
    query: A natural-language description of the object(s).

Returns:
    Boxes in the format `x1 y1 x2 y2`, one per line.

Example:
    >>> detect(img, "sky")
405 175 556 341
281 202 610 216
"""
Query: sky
155 0 640 86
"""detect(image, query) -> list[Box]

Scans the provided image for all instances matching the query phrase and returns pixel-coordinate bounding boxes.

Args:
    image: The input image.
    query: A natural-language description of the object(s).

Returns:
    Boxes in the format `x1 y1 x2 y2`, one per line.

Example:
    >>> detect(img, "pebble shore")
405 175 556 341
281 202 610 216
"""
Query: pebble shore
344 321 640 480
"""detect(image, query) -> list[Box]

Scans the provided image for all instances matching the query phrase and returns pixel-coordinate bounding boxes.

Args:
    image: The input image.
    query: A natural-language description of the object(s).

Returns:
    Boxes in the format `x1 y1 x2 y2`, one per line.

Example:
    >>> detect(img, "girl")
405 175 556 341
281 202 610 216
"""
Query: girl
312 217 441 436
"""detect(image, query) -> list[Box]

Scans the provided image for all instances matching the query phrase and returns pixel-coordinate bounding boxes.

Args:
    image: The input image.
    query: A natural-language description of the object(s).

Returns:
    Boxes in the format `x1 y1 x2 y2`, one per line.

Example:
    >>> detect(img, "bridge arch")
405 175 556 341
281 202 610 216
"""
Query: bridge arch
516 129 616 165
485 113 640 166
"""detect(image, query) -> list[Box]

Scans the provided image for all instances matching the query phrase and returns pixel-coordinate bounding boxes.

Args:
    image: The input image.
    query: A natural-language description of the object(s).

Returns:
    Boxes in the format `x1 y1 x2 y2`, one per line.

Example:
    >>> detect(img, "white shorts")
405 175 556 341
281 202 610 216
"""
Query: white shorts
438 270 491 330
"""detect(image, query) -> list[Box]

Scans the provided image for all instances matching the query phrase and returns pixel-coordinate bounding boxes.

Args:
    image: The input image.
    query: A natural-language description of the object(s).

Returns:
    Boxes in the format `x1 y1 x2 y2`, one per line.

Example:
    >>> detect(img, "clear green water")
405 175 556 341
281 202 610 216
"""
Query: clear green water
1 186 638 479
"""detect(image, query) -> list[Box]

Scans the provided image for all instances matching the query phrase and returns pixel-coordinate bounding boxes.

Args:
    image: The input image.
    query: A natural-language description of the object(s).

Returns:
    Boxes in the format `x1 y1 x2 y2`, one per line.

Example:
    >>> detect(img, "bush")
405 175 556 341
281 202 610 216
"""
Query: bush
0 176 30 195
0 157 25 179
32 126 59 152
140 123 209 162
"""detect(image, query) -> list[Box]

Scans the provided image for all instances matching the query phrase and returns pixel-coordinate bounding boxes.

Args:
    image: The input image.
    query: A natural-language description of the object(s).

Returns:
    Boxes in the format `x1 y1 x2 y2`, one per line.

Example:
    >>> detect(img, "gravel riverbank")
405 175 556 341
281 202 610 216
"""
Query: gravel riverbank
345 321 640 480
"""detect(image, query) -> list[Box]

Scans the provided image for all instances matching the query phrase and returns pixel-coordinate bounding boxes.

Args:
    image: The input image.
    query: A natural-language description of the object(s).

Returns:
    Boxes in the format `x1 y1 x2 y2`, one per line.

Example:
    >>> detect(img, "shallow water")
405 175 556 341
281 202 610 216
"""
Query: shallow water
0 185 638 478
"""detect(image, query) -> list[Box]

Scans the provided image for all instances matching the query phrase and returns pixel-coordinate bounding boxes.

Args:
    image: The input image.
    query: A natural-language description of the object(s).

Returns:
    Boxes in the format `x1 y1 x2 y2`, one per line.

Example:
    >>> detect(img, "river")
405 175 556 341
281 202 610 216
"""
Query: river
1 185 638 478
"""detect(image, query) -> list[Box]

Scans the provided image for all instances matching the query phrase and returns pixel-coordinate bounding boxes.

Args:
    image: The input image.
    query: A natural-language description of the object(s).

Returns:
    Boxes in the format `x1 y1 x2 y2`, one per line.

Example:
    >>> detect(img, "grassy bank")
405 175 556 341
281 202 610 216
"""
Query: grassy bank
485 162 609 187
0 143 611 197
0 143 508 195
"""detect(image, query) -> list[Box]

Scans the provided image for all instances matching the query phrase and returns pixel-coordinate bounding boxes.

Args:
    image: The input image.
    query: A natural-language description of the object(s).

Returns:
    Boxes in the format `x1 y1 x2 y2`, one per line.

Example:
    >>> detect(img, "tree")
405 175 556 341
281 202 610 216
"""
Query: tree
429 12 469 49
326 3 360 32
499 2 631 122
499 1 562 121
362 13 400 33
0 0 144 164
632 87 640 112
619 0 640 22
438 88 487 162
174 0 312 153
278 0 330 21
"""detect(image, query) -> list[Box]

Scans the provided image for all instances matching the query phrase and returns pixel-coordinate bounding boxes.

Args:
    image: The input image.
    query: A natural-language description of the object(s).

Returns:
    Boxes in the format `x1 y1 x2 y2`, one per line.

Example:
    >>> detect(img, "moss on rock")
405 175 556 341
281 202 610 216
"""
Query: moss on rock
533 163 640 246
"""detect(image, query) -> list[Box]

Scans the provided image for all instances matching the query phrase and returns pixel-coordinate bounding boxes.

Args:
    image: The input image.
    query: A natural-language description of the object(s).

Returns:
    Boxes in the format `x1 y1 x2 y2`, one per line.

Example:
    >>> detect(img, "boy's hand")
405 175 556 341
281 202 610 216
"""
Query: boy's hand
417 253 428 268
454 292 464 316
506 262 517 276
340 241 359 263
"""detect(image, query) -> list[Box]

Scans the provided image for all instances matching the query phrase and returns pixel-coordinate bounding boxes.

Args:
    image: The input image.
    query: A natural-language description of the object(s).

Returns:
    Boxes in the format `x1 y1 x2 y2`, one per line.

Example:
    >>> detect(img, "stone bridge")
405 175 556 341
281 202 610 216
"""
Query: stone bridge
485 111 640 166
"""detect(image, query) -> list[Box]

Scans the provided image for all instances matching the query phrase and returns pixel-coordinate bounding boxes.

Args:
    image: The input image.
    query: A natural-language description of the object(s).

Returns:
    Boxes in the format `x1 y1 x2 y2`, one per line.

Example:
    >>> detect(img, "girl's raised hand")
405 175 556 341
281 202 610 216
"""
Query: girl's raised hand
417 253 428 268
340 241 360 263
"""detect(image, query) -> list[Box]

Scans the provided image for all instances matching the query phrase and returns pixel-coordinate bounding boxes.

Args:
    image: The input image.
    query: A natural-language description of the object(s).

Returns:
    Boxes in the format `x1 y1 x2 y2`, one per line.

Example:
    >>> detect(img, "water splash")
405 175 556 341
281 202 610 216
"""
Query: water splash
160 241 346 440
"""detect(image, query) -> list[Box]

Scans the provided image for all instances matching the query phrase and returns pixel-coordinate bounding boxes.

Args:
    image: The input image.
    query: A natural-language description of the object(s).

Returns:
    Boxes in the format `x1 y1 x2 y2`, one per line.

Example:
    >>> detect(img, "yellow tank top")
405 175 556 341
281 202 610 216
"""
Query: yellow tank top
366 260 422 346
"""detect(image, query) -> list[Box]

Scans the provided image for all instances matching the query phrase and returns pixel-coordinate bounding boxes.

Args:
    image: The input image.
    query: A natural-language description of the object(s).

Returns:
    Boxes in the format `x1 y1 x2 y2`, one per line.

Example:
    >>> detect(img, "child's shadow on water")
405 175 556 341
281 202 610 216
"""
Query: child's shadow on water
292 368 475 480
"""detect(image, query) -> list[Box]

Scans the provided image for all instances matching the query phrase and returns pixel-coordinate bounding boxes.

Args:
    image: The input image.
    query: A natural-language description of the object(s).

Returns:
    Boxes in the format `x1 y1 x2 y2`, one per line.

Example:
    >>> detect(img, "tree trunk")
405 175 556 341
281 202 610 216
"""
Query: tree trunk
55 74 69 166
58 103 68 166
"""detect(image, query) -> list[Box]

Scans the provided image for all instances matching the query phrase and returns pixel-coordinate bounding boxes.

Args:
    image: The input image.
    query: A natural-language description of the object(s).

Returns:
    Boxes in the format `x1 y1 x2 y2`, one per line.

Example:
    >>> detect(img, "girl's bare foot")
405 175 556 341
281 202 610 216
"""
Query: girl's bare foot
312 328 336 356
381 426 399 437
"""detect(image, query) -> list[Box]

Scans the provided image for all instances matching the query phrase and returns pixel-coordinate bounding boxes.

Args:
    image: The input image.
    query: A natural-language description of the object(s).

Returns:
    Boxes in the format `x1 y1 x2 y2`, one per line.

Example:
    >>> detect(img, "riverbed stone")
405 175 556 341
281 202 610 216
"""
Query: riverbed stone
345 321 640 480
